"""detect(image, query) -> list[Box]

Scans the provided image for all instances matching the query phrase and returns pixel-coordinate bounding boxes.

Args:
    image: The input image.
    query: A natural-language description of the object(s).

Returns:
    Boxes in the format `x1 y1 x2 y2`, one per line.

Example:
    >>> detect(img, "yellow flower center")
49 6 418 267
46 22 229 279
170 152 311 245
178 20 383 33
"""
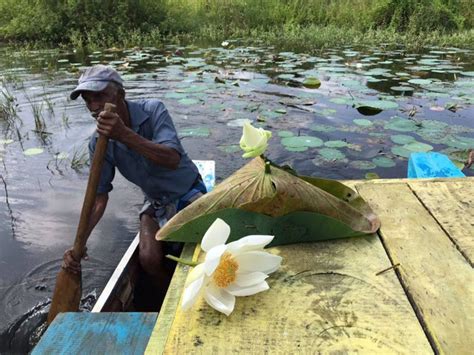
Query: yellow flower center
213 252 239 288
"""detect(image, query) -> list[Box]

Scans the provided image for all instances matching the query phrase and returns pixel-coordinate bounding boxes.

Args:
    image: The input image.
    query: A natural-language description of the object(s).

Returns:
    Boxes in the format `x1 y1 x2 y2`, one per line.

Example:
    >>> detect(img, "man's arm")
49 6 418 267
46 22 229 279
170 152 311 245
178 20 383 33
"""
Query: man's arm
96 111 180 170
62 193 109 274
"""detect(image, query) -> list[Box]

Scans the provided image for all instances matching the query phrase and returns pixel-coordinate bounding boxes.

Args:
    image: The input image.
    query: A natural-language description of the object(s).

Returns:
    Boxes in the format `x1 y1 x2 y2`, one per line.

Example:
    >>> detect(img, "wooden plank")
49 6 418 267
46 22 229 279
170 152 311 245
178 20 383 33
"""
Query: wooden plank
32 312 157 355
408 180 474 265
147 236 432 354
145 243 198 354
356 182 474 354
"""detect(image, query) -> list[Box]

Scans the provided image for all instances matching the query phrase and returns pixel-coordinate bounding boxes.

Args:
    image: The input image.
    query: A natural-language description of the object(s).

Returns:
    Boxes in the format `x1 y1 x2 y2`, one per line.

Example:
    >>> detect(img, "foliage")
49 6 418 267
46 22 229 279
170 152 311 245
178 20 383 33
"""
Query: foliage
0 0 472 48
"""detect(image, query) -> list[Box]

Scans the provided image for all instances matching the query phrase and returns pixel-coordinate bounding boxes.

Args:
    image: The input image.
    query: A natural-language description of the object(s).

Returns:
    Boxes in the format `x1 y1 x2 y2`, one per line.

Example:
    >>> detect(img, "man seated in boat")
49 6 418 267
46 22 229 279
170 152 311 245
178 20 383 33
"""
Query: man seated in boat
62 64 206 305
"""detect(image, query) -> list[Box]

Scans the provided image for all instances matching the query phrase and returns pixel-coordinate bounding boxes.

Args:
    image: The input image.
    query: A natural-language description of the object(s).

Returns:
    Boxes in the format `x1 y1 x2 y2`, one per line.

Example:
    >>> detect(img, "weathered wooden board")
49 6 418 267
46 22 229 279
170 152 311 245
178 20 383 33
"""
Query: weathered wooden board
32 312 157 355
356 182 474 354
146 236 432 354
408 180 474 265
145 243 198 354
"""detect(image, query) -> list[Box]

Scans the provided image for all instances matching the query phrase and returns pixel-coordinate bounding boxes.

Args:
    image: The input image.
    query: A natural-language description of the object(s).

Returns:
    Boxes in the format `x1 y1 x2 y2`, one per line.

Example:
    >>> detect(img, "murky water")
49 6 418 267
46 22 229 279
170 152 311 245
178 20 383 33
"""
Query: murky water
1 41 473 353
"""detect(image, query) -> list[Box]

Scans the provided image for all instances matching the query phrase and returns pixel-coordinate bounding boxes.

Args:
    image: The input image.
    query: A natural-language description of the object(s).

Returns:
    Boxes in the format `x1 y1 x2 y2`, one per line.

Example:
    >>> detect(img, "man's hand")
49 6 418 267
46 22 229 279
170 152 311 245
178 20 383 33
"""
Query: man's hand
61 248 89 275
96 110 129 140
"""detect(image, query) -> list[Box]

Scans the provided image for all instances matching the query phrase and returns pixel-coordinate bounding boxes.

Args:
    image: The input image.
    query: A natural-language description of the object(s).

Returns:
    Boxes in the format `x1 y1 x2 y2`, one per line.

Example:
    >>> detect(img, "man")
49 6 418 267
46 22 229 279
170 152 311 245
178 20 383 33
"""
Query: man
63 65 205 305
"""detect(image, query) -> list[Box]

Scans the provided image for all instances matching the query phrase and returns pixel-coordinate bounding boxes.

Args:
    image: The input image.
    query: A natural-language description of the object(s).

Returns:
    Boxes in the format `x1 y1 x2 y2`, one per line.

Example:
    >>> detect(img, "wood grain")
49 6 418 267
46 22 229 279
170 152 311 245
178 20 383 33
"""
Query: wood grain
147 236 431 354
356 182 474 354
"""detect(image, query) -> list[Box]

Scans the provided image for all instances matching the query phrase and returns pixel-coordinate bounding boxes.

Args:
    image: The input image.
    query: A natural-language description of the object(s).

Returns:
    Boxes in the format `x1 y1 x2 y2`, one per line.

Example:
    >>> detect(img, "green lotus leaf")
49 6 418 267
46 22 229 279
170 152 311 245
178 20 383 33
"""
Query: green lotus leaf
390 134 416 145
372 156 396 168
354 100 398 116
157 157 380 242
302 77 321 89
281 136 323 148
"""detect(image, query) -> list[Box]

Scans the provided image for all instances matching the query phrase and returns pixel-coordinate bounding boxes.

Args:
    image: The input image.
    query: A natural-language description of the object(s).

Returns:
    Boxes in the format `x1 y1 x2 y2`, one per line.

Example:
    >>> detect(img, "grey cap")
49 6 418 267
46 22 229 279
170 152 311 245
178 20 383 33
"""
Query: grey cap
70 65 123 100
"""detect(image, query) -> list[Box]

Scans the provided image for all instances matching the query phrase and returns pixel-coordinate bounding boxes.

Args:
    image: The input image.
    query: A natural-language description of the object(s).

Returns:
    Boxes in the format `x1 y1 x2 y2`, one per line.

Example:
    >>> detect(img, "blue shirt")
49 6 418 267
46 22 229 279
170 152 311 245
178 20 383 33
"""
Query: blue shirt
89 99 199 204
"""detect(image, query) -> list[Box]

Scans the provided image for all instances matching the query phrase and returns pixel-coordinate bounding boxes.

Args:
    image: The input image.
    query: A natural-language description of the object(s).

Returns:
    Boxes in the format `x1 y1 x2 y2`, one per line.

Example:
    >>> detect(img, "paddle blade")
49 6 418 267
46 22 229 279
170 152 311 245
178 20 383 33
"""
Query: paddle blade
47 269 81 324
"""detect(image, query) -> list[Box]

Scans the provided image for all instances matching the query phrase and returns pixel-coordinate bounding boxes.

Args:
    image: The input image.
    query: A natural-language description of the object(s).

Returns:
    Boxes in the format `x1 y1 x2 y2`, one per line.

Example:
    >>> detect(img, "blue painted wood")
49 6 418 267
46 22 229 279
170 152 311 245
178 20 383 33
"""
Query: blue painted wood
32 312 157 355
408 152 465 178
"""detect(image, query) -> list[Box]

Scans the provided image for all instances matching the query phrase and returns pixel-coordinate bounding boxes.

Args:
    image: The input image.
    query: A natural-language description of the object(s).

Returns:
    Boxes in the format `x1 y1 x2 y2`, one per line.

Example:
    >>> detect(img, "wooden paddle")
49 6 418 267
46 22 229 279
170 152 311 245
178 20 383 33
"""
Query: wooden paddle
47 102 116 324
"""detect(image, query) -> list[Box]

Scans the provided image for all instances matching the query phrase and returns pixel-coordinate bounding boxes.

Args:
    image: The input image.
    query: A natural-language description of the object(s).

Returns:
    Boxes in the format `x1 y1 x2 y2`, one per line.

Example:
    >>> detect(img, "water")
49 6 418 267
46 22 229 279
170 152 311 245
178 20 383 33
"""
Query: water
0 41 473 353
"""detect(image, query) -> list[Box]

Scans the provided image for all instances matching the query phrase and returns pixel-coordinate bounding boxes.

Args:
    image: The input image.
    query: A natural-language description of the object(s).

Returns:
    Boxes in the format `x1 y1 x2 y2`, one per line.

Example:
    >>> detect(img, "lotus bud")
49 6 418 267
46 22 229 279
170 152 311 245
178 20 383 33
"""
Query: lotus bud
239 122 272 158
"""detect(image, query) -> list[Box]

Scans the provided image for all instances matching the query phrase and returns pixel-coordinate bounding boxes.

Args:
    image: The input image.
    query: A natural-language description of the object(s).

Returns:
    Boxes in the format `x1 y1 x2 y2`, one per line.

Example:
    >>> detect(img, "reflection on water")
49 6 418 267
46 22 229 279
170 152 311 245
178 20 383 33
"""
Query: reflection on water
0 42 473 352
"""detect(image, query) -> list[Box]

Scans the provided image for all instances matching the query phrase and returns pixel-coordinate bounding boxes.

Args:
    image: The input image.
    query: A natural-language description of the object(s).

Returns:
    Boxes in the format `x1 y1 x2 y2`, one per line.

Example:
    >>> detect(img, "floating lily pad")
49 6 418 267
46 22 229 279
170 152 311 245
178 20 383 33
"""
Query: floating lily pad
281 136 323 148
403 142 433 152
164 92 187 99
390 86 414 93
302 77 321 89
353 119 373 127
274 108 287 114
286 146 308 152
365 172 380 179
0 139 13 145
391 146 412 158
318 148 346 161
217 145 240 153
408 78 433 85
354 100 398 115
179 127 210 137
349 160 376 170
460 71 474 77
278 131 294 138
178 98 200 105
390 134 416 145
310 124 337 132
384 117 419 132
324 140 348 148
24 148 44 156
372 156 396 168
227 119 251 127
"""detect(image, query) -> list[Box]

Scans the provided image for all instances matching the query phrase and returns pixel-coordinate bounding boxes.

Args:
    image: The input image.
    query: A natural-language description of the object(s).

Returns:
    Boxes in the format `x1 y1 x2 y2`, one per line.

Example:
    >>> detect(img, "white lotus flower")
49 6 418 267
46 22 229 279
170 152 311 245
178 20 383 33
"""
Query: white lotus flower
221 41 229 47
181 218 282 316
239 122 272 158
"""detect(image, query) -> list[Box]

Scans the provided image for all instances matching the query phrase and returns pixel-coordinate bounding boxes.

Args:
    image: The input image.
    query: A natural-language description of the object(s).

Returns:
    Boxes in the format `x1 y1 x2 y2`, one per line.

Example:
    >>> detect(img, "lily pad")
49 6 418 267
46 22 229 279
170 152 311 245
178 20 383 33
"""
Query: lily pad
390 86 414 93
179 127 210 137
354 100 398 115
0 139 14 145
310 124 337 133
365 172 380 180
384 117 419 132
403 142 433 152
353 119 373 127
217 145 241 154
390 134 416 145
408 78 433 85
349 160 376 170
391 145 412 158
178 98 200 105
278 131 294 138
302 77 321 89
23 148 44 156
318 148 346 161
460 71 474 77
281 136 323 148
324 140 348 148
372 156 396 168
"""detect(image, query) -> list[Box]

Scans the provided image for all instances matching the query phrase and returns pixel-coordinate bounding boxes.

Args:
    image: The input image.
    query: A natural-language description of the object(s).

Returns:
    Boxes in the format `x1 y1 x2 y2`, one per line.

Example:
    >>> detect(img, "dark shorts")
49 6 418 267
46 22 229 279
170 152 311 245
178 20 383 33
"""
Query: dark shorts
139 176 207 228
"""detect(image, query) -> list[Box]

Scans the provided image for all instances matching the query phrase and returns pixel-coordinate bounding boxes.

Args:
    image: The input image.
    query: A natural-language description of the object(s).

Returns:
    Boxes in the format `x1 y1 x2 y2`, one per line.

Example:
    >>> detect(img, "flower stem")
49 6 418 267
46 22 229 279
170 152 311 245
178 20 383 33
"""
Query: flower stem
265 161 271 174
165 254 199 267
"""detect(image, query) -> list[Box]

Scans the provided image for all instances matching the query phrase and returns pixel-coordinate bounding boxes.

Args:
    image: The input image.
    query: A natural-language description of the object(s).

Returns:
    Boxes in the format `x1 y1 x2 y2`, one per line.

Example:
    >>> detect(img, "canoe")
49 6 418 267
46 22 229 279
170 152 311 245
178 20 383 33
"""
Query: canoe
91 160 215 313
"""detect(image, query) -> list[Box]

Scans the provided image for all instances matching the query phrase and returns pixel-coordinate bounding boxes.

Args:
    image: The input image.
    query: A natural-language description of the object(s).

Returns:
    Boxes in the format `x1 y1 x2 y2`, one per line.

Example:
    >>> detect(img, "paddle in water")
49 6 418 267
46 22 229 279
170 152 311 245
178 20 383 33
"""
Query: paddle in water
47 103 116 324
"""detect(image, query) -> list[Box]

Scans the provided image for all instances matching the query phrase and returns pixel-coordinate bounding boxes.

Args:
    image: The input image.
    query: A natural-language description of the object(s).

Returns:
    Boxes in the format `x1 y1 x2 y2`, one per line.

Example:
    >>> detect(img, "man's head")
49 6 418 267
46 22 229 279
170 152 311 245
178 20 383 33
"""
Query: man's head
70 65 125 118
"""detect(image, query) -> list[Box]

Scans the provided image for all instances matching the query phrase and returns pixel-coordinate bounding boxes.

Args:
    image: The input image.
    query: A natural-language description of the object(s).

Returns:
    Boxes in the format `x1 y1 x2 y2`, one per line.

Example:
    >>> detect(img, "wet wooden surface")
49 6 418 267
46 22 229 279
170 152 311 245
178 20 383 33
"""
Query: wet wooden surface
33 312 157 355
145 177 474 354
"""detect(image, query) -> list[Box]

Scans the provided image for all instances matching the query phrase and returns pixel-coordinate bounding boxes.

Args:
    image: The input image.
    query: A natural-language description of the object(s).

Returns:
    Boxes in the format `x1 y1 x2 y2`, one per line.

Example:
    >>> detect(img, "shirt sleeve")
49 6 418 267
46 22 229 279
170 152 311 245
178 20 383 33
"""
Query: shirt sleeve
89 136 115 194
150 102 185 156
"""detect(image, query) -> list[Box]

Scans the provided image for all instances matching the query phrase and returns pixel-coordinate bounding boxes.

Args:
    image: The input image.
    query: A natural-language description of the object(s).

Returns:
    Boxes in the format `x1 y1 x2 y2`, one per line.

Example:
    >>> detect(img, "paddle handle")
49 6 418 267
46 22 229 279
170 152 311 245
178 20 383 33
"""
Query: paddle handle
71 103 115 261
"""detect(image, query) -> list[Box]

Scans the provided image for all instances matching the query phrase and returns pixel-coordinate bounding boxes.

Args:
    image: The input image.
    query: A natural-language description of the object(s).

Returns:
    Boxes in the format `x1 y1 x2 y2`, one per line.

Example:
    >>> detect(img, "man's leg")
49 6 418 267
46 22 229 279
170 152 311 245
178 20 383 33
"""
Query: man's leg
138 214 174 307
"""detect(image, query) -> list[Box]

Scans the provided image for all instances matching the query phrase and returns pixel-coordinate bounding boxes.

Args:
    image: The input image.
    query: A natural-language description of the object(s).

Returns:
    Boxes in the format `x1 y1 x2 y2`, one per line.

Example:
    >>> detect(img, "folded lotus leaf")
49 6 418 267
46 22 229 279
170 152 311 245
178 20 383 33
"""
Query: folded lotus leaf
156 157 380 240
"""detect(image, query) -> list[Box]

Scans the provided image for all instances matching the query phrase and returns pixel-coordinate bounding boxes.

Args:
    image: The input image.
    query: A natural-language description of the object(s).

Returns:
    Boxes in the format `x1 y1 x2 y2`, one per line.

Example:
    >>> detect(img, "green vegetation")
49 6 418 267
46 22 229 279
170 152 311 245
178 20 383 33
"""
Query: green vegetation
0 0 473 50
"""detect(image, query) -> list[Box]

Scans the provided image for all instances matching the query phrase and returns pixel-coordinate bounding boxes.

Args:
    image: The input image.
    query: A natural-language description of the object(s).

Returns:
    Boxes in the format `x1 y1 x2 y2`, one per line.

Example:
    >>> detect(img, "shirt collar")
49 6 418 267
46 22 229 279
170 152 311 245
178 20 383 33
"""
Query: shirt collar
126 100 149 132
